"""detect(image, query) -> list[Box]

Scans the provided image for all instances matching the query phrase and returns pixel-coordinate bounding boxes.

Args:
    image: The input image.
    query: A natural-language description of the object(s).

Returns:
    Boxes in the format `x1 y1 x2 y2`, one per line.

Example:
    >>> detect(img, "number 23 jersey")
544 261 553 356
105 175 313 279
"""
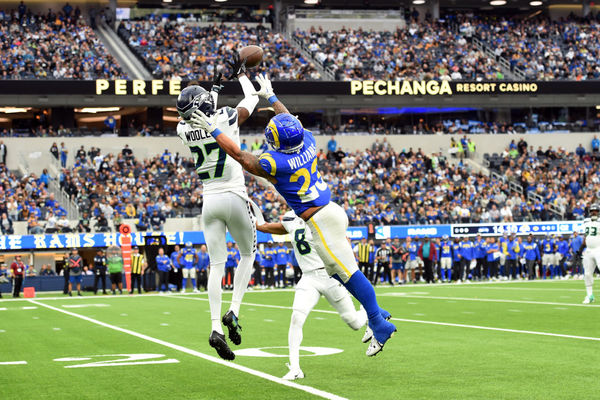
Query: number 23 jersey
177 107 246 196
583 218 600 250
258 130 331 215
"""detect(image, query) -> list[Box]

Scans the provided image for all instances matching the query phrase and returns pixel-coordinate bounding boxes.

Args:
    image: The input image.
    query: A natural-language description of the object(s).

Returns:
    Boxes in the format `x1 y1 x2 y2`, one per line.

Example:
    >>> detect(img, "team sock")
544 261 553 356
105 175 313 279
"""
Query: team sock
229 255 254 317
182 278 187 290
191 278 197 288
342 271 393 341
208 261 226 334
288 310 306 370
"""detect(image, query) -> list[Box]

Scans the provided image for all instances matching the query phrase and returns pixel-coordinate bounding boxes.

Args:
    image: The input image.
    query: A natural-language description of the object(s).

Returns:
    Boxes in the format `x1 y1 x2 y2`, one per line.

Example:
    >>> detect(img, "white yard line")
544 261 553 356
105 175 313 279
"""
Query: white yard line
171 296 600 342
0 361 27 365
379 294 599 308
29 300 347 400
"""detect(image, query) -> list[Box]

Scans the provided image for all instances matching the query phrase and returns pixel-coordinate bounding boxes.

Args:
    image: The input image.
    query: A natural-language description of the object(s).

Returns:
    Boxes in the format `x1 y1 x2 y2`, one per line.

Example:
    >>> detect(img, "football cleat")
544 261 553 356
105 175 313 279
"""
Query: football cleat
282 363 304 380
583 294 595 304
209 331 235 361
222 310 243 345
366 329 396 357
362 312 392 343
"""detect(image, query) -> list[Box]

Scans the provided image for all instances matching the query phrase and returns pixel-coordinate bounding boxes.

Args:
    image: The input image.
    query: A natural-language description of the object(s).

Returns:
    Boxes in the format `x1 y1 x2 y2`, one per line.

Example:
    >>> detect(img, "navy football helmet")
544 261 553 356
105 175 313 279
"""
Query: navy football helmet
264 113 304 154
176 85 215 122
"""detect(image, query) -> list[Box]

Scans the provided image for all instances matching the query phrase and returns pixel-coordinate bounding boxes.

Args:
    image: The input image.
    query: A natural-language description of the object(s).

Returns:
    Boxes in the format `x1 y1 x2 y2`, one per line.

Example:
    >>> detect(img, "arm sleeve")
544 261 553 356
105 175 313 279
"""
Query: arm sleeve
236 75 258 115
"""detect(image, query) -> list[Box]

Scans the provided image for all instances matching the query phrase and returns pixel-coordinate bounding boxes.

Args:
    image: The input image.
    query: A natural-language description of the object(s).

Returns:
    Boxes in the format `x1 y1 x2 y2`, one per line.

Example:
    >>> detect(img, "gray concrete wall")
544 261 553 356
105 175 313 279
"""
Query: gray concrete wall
3 132 598 175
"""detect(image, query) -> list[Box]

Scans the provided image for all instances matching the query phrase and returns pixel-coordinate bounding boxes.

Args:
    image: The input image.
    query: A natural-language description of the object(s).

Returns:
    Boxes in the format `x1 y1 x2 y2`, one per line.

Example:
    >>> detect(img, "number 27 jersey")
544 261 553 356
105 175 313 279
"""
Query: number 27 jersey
258 130 331 215
177 107 246 196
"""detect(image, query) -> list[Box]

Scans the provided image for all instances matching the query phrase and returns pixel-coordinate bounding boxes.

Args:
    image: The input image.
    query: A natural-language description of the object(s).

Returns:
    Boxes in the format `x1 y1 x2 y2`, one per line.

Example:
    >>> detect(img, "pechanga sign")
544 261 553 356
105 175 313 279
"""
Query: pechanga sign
350 80 540 96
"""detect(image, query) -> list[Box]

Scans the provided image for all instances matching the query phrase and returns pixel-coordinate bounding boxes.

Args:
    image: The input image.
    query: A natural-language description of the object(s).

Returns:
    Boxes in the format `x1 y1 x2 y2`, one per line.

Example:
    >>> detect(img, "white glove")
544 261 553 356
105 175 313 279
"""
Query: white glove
189 110 218 133
253 73 275 100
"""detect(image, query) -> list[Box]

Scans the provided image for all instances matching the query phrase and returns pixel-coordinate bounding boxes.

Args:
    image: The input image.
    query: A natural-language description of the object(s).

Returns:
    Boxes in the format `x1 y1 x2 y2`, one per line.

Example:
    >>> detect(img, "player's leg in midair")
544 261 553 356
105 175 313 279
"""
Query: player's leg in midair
306 203 395 356
203 195 234 360
222 195 257 345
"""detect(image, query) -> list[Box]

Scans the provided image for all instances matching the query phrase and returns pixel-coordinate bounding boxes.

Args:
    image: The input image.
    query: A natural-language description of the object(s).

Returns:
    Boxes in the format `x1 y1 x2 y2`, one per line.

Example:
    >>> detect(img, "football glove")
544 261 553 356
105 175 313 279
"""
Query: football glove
211 72 224 94
253 73 275 100
189 110 219 133
226 53 247 80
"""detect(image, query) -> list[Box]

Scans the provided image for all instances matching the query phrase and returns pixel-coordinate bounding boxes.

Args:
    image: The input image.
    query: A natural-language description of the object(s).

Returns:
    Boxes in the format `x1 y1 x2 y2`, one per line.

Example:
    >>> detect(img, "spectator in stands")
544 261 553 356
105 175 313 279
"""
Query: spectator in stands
592 135 600 154
576 143 586 157
76 211 91 233
0 140 6 164
150 209 165 231
60 142 68 168
27 213 43 234
45 211 58 233
96 214 110 232
136 211 149 232
40 264 56 276
50 142 59 160
0 213 13 235
57 214 71 233
122 144 133 161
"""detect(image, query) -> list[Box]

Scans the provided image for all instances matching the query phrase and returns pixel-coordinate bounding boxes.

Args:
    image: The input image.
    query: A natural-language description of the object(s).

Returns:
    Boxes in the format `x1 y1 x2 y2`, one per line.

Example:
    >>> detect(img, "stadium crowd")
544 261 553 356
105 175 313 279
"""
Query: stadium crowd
467 14 600 80
117 17 321 80
0 2 126 79
0 133 592 235
294 18 503 81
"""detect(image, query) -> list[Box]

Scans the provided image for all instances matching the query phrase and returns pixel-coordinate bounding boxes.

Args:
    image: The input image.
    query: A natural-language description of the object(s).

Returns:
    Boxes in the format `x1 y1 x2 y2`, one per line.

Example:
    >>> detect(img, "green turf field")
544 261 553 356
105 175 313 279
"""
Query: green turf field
1 279 599 400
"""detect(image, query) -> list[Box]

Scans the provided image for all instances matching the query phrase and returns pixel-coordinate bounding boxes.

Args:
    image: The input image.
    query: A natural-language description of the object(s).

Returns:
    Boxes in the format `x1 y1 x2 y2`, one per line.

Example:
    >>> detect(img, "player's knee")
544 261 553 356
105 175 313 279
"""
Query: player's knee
290 311 307 328
341 311 362 330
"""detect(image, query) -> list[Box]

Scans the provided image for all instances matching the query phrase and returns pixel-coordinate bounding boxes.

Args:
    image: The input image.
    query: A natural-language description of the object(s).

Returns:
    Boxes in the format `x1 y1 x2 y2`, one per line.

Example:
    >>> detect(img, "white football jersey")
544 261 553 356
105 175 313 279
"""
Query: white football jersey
281 214 324 273
583 218 600 249
177 106 246 196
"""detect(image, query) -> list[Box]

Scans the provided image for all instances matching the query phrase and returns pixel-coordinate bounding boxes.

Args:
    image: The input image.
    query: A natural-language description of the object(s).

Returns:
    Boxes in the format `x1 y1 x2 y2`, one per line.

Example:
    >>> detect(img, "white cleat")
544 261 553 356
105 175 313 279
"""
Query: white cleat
282 363 304 380
362 325 373 343
180 289 186 294
366 336 384 357
193 288 200 293
583 294 595 304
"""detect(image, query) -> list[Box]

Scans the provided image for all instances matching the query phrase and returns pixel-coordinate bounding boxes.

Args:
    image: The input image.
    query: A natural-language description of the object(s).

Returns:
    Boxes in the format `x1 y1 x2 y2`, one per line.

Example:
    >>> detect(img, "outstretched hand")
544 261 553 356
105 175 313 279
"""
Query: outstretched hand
253 73 275 100
189 110 218 133
226 53 247 80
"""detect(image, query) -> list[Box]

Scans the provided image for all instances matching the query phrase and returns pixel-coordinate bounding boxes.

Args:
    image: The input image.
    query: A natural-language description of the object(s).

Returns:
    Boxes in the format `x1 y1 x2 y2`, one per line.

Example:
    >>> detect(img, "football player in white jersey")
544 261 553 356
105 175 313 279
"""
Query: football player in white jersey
257 211 368 380
582 204 600 304
176 57 261 360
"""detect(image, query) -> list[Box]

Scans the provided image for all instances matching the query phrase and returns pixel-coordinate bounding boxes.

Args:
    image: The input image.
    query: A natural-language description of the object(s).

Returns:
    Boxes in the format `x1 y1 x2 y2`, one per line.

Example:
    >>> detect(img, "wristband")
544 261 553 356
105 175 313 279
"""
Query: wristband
211 128 222 138
268 95 278 105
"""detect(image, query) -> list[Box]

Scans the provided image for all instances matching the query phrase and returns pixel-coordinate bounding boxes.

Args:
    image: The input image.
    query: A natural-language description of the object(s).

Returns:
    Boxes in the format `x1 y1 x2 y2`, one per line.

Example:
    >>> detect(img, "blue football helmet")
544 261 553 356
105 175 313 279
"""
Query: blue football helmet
176 85 215 122
264 113 304 153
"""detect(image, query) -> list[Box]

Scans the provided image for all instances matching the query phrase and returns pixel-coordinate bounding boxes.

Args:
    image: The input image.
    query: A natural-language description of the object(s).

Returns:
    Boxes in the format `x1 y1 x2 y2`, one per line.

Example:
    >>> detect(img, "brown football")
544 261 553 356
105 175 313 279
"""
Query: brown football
239 45 263 68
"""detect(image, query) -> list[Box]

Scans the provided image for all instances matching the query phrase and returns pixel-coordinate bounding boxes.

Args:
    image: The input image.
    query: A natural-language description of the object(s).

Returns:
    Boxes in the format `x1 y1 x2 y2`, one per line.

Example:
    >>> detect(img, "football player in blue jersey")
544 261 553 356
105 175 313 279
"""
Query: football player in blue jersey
190 73 396 356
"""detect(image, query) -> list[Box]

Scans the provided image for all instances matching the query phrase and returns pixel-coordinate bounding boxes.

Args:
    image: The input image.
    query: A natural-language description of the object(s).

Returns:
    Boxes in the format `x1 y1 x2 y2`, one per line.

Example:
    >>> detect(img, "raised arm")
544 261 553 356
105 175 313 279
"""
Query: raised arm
253 74 290 115
256 221 288 235
224 53 259 126
189 110 276 183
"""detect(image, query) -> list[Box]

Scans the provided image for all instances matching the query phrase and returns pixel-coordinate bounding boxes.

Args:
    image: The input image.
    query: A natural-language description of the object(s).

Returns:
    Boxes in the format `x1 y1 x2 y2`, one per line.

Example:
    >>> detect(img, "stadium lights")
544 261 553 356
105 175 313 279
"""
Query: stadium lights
529 1 543 5
74 107 120 114
162 0 173 3
214 0 228 2
412 0 426 4
490 0 507 5
0 107 30 113
304 0 319 4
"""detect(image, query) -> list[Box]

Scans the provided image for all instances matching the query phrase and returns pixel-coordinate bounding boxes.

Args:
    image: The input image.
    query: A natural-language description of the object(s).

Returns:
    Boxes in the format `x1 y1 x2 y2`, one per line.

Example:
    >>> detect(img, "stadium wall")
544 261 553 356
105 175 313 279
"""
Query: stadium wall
4 133 598 174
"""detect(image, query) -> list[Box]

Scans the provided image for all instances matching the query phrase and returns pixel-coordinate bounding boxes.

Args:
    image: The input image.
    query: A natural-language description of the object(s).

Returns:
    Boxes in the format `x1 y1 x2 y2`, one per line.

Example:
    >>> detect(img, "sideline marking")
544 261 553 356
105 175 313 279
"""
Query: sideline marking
379 293 600 308
0 361 27 365
29 300 348 400
63 304 110 309
172 296 600 342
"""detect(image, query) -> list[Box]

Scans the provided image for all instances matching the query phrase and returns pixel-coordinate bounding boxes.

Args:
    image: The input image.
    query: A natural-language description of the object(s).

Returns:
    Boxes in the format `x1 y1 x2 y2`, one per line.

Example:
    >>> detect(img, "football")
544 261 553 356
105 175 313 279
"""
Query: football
239 45 263 68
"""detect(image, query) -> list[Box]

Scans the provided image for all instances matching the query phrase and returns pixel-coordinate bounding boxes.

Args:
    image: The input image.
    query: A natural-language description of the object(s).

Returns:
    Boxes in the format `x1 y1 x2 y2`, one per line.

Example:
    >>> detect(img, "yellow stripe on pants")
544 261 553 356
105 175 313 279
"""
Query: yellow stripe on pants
310 219 352 277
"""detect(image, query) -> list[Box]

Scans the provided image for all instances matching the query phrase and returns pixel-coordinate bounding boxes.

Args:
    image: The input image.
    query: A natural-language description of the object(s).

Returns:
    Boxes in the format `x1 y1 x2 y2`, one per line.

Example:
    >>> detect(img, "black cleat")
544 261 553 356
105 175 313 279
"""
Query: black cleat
209 331 235 361
222 310 242 345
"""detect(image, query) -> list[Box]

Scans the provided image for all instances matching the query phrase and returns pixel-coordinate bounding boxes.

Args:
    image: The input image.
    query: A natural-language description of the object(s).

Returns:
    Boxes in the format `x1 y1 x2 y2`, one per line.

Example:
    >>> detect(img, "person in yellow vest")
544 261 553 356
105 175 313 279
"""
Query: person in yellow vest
354 238 373 281
130 246 146 294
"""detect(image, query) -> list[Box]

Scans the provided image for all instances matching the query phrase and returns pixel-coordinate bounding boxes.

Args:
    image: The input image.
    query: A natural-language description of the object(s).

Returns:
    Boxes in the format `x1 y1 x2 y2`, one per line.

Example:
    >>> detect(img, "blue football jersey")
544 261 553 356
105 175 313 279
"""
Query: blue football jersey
258 131 331 215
